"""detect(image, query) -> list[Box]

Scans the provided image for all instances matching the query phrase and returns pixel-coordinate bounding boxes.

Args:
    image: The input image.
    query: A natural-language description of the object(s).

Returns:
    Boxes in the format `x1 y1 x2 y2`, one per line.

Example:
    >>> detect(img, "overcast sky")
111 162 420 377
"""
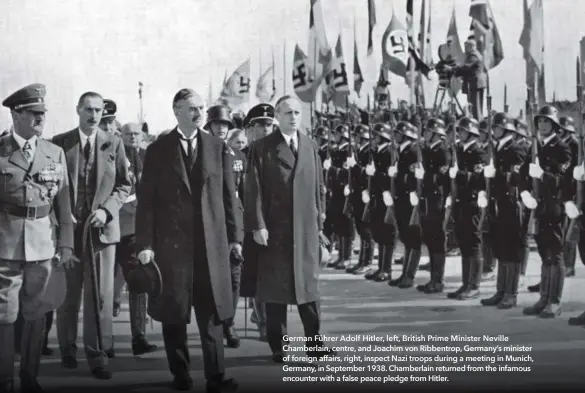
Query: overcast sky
0 0 583 136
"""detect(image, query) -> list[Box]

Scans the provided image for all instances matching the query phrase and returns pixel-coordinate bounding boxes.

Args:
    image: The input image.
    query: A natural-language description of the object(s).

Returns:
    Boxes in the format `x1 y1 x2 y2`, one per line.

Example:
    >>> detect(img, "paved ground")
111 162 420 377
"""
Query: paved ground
19 247 585 392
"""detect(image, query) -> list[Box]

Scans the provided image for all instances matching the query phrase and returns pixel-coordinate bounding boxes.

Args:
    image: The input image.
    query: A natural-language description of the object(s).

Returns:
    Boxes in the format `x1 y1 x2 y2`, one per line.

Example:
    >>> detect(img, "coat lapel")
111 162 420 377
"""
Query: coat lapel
7 136 29 171
29 141 54 176
294 132 310 176
198 130 211 184
275 133 295 170
95 129 110 193
169 128 191 194
64 130 80 207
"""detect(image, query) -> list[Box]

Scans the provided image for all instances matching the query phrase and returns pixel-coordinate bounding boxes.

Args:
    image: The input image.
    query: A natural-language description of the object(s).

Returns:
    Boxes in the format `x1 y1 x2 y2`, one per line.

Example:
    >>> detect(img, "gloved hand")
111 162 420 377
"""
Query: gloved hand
449 164 459 179
483 162 496 178
362 190 370 204
414 166 425 180
343 185 351 196
445 196 452 208
565 201 581 219
138 250 155 265
387 165 398 178
529 158 543 179
409 191 419 206
573 164 585 181
520 190 537 209
346 154 356 168
477 191 488 208
323 158 332 170
365 163 376 176
382 191 393 207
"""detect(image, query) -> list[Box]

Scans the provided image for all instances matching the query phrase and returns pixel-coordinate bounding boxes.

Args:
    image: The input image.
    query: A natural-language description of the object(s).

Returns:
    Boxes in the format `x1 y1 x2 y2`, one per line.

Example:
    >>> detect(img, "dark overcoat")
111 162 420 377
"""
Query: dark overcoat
135 128 243 324
241 131 325 305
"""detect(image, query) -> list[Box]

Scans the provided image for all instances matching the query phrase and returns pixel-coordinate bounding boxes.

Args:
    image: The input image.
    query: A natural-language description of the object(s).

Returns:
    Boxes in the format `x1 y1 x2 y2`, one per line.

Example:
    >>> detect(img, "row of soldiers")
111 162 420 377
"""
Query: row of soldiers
314 104 585 322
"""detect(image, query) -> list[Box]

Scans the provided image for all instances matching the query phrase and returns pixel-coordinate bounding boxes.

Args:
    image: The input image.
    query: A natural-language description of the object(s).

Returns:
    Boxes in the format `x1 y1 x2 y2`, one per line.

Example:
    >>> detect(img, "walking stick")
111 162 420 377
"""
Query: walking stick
244 297 248 338
82 217 104 354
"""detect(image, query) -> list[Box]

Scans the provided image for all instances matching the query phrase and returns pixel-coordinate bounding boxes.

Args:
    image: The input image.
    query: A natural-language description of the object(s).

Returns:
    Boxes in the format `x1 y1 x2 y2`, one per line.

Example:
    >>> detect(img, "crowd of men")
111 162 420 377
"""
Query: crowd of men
1 80 585 393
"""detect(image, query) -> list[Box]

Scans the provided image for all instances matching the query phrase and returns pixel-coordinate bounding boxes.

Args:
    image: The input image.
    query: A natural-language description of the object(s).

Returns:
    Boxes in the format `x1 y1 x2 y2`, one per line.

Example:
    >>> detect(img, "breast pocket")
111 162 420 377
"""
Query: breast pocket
0 168 21 193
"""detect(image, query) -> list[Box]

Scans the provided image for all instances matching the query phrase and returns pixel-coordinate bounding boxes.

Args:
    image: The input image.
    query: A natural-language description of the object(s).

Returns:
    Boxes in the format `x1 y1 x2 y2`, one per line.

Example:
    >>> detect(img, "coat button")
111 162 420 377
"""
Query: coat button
27 198 32 202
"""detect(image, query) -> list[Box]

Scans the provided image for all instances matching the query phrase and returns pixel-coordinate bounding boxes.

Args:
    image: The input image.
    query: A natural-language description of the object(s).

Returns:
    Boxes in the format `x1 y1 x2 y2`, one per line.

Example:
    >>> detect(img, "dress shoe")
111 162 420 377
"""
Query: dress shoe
132 335 158 356
113 302 121 317
527 282 540 293
91 367 112 380
397 278 414 289
20 376 43 393
568 311 585 326
565 267 575 277
539 303 562 318
271 353 285 363
171 374 193 391
207 377 238 393
418 262 430 271
447 286 466 299
61 356 77 369
258 326 268 342
224 326 241 348
457 289 480 300
481 272 495 282
41 345 54 356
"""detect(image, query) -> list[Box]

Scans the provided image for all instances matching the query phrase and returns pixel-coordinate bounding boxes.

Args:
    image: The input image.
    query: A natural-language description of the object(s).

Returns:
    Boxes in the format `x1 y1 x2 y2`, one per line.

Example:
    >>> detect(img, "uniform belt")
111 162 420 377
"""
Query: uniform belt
0 202 52 219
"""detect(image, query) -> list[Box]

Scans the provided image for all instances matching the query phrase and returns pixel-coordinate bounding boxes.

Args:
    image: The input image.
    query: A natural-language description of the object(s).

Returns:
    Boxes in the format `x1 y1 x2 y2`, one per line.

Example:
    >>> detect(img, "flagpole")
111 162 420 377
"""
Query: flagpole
311 36 318 137
272 45 276 101
283 40 287 95
138 81 144 125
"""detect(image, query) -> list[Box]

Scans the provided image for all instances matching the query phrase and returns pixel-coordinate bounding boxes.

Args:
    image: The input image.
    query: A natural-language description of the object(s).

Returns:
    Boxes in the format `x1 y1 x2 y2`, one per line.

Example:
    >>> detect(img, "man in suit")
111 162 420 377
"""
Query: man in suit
243 95 335 363
135 89 242 392
53 92 131 379
0 84 74 393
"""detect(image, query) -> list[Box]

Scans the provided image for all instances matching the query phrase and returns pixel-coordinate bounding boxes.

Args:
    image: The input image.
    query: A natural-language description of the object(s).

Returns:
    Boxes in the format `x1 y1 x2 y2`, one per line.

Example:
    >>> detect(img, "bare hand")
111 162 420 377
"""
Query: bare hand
90 209 108 228
54 247 79 270
253 229 269 246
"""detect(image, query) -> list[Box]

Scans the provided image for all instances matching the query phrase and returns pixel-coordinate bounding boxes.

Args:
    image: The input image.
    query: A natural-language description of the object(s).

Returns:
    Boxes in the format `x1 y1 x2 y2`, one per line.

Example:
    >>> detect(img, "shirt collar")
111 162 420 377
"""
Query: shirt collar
78 127 98 147
399 140 411 153
377 142 389 152
12 132 37 150
542 133 556 146
463 139 476 151
430 140 442 149
497 135 514 151
280 131 298 146
176 126 198 140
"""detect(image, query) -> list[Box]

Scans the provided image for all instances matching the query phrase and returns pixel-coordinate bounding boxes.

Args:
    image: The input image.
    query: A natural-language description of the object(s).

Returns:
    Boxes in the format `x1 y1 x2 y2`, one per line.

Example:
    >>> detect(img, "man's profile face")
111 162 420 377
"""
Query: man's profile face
77 96 103 132
276 98 302 132
174 94 205 130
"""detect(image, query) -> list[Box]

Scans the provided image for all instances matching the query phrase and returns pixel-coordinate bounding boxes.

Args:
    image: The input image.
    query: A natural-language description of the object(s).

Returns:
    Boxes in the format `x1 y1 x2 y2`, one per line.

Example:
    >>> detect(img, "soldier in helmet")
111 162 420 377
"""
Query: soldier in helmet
522 105 573 318
99 99 120 136
327 125 355 269
205 105 233 141
446 116 488 300
479 113 528 309
414 118 451 294
365 124 398 282
346 125 375 275
387 121 421 288
316 125 336 257
557 116 579 278
475 117 497 282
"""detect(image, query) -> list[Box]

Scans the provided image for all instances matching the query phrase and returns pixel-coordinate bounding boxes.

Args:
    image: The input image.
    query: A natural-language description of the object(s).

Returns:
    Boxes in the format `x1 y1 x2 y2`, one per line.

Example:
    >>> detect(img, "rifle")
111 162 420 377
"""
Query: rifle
383 106 399 224
443 101 458 231
478 80 494 228
528 97 540 234
362 112 374 223
408 109 424 228
565 57 584 242
342 97 354 218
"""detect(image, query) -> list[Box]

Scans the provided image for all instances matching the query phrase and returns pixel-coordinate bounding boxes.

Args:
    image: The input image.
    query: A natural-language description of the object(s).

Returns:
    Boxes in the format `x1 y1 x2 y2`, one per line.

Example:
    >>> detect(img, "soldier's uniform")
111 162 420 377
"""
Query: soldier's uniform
558 116 579 278
98 99 120 136
480 114 528 309
523 106 573 318
365 124 397 281
346 126 375 275
478 118 496 280
416 119 451 294
327 126 355 269
316 126 336 255
0 84 74 393
514 118 533 279
388 122 420 288
447 117 487 300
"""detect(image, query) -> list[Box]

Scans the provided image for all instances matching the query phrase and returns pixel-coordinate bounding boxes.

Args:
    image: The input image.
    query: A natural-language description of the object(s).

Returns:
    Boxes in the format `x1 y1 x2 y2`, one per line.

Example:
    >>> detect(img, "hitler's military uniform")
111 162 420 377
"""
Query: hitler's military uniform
523 106 573 318
417 119 451 294
346 126 375 275
388 122 420 288
0 84 74 393
365 125 397 282
447 117 488 300
327 126 355 269
480 115 528 309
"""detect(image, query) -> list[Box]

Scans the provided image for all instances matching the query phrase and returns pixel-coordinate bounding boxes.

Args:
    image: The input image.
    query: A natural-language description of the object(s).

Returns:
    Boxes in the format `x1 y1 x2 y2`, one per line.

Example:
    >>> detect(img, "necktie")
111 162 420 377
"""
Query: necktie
22 141 33 162
182 137 194 160
83 140 91 160
289 138 297 158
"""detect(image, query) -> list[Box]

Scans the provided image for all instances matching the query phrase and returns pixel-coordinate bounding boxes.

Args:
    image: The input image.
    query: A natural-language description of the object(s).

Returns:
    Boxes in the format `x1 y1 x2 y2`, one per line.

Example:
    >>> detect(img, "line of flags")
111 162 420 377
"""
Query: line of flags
210 0 553 117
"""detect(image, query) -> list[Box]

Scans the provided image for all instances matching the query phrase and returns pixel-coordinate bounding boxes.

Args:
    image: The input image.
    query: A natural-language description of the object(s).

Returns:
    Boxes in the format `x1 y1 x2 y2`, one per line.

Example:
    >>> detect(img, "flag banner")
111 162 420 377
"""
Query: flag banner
368 0 377 56
353 38 364 96
256 66 276 102
218 59 251 108
293 44 319 103
446 8 465 66
324 36 350 107
381 13 409 77
309 0 331 79
469 0 504 70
